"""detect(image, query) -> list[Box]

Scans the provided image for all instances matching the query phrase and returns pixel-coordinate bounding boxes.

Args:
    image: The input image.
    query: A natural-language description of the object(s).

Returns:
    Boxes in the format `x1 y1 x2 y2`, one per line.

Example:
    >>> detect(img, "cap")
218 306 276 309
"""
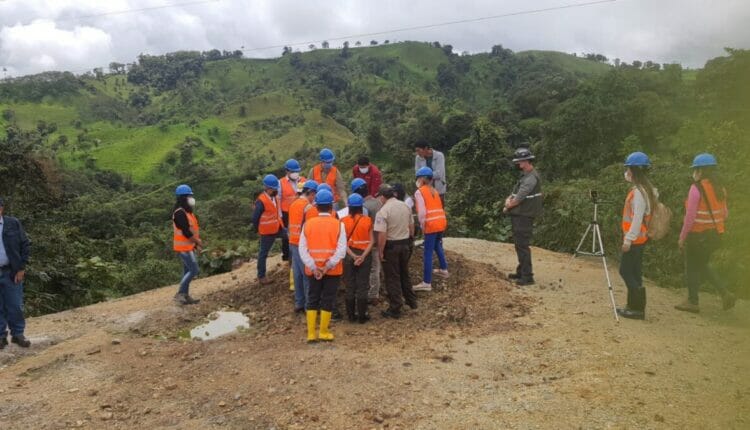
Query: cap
375 184 394 197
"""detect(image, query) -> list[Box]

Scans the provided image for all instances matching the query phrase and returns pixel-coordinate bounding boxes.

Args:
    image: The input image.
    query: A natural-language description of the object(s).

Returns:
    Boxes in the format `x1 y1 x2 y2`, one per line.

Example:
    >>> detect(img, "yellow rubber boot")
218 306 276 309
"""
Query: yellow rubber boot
319 310 335 341
306 310 318 343
289 268 295 291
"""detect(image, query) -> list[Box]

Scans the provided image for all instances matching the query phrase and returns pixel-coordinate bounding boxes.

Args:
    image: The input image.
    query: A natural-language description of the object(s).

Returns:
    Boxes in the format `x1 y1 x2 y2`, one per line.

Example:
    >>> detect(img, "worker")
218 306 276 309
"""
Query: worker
412 167 449 293
172 185 202 305
352 178 383 304
342 193 375 323
299 190 347 342
618 152 658 320
288 180 318 313
0 197 32 349
279 159 306 262
309 148 347 210
351 156 383 197
503 148 543 286
374 184 416 319
415 140 447 205
251 174 286 285
675 153 735 313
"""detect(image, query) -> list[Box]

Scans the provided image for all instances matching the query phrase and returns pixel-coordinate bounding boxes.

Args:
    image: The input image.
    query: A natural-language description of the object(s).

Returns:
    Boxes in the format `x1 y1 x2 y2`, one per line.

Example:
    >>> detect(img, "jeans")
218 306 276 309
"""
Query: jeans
0 272 25 337
383 241 415 313
307 275 340 312
511 216 534 279
422 232 448 284
619 244 645 292
685 231 728 305
258 230 287 278
290 245 309 309
178 251 199 295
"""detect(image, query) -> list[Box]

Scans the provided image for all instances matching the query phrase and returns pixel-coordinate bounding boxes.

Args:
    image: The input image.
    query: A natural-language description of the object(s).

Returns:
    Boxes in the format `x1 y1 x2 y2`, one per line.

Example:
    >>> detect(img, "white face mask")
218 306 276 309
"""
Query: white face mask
289 172 300 180
415 180 422 189
624 171 632 183
187 197 196 207
359 166 369 174
692 170 700 182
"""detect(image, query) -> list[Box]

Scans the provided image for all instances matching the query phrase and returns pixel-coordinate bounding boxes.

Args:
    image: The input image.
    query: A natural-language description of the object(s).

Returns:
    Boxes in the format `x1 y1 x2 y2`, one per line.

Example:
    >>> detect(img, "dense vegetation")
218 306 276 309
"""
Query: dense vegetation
0 42 747 315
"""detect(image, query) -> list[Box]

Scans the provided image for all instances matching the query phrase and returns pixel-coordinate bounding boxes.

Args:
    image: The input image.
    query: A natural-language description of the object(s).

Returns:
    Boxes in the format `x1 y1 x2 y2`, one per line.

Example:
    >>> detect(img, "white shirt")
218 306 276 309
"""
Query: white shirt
298 213 347 273
413 191 426 229
336 207 368 219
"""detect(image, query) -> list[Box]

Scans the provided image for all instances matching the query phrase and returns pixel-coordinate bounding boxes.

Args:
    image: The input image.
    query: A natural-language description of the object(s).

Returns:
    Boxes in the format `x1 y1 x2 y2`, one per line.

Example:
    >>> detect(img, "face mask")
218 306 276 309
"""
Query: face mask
187 197 196 207
624 171 632 182
289 172 300 180
324 161 333 169
359 166 369 174
692 171 700 182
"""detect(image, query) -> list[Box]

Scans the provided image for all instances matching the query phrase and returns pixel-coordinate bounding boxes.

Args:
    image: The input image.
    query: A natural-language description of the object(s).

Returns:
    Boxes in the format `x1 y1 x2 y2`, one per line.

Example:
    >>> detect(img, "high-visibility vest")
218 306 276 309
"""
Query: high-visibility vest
173 209 199 252
342 214 373 251
418 185 447 234
280 176 305 212
688 179 727 234
257 192 283 235
312 164 340 201
288 197 309 246
622 188 650 245
303 215 343 276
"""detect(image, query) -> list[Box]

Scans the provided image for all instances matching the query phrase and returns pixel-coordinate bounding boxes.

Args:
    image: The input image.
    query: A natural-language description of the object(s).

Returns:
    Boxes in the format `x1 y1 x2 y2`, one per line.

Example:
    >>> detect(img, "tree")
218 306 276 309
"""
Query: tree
384 40 390 44
442 45 453 56
321 41 330 49
355 41 361 47
370 40 378 46
340 41 351 58
308 44 316 50
108 62 125 74
490 44 513 61
282 46 292 56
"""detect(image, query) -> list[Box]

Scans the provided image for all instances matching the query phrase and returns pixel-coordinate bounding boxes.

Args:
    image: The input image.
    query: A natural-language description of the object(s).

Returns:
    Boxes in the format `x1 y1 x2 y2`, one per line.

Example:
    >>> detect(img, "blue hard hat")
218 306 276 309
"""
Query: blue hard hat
624 152 651 167
175 184 193 196
263 174 280 188
691 153 717 168
320 148 335 163
315 190 334 205
284 159 301 172
416 166 433 178
351 178 367 192
347 193 364 207
302 179 318 192
317 183 332 193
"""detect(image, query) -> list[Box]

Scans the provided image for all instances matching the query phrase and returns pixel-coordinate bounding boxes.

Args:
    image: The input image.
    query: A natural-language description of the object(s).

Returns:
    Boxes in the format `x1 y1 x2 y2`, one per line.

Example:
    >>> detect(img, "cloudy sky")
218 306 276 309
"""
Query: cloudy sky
1 0 748 77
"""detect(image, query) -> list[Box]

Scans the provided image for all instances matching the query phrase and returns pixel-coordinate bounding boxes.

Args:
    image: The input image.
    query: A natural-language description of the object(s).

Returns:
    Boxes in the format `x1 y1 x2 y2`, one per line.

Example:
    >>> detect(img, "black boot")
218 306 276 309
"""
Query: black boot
345 299 356 322
618 289 645 320
617 289 635 314
357 300 370 324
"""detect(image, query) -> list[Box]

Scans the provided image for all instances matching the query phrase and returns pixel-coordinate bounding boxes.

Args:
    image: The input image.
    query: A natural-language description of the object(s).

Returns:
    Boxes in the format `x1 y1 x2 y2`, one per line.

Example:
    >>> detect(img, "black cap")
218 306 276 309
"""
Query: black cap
374 184 394 198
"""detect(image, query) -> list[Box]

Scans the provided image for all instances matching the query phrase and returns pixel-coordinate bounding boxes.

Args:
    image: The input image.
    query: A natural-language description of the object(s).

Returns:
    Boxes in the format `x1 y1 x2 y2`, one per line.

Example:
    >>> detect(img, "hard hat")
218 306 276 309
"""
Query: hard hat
315 190 334 205
416 166 433 178
285 159 301 172
317 183 332 193
624 152 651 167
691 153 717 168
302 180 318 192
347 193 364 207
351 178 367 192
175 184 193 196
263 174 280 189
512 148 535 163
319 148 335 163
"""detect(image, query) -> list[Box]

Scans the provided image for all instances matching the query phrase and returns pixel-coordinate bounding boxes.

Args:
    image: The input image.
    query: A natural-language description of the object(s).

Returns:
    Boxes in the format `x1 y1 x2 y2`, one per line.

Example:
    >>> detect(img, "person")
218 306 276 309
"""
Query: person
342 194 375 323
288 180 318 313
503 148 543 286
309 148 347 210
617 152 658 320
172 185 202 305
415 140 447 204
0 197 31 349
299 190 347 342
352 178 384 304
675 153 735 313
279 159 306 263
412 167 449 293
374 184 416 319
251 174 286 285
351 156 382 197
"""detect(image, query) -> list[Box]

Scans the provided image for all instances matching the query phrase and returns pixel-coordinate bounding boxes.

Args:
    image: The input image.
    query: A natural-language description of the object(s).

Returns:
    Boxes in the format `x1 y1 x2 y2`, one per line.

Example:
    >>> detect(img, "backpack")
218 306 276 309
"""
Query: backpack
642 187 672 240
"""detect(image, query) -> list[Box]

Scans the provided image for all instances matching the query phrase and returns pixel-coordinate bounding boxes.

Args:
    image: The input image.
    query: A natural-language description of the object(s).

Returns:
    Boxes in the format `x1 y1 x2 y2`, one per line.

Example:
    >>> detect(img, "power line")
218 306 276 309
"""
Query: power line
54 0 221 23
241 0 620 53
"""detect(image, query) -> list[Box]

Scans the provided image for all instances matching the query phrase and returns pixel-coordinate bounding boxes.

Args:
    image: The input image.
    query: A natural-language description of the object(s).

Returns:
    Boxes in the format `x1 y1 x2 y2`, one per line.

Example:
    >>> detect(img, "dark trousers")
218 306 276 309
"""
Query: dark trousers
511 215 534 279
383 241 415 313
0 272 25 337
619 244 645 292
344 250 373 301
307 275 341 312
685 231 727 305
281 212 290 261
257 230 288 278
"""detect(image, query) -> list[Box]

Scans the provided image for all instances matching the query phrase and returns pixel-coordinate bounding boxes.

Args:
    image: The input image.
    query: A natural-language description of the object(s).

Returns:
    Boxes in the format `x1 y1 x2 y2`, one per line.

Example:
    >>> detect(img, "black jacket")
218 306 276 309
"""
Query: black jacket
1 216 31 277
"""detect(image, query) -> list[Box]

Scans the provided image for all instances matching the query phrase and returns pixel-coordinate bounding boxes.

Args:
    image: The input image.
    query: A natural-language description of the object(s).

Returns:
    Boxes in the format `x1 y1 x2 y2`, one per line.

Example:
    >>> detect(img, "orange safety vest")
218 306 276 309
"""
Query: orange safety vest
688 179 727 234
288 197 309 246
280 176 306 213
303 215 343 276
342 214 373 251
418 185 447 234
173 209 200 252
622 188 651 245
312 164 340 201
257 192 283 235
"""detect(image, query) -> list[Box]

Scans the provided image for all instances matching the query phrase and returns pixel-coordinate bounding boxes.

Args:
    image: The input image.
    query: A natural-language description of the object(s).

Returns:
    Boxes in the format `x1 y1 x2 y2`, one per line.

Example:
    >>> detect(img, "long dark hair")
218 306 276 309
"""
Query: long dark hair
349 206 363 216
174 195 193 213
697 167 727 201
630 166 656 211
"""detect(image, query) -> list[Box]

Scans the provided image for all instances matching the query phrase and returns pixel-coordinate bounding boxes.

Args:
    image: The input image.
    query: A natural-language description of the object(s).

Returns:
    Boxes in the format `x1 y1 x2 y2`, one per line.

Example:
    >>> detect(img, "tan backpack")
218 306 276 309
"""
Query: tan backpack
641 187 672 240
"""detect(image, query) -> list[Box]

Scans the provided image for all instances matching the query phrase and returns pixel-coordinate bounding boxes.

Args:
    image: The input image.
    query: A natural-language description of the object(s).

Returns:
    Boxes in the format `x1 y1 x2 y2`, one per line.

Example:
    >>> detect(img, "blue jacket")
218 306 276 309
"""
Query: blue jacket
1 216 31 277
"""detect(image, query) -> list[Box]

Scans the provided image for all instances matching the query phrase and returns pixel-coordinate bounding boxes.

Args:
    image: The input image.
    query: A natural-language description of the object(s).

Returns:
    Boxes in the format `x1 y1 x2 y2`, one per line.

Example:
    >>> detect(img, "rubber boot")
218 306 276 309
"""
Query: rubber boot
306 310 318 343
618 289 645 320
318 311 335 341
357 300 370 324
345 298 356 322
617 289 634 314
289 268 295 291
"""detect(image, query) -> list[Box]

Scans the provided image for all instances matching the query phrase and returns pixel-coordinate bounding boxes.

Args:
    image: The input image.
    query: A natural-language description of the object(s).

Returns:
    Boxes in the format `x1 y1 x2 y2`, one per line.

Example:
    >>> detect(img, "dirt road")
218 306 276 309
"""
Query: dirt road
0 238 748 429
